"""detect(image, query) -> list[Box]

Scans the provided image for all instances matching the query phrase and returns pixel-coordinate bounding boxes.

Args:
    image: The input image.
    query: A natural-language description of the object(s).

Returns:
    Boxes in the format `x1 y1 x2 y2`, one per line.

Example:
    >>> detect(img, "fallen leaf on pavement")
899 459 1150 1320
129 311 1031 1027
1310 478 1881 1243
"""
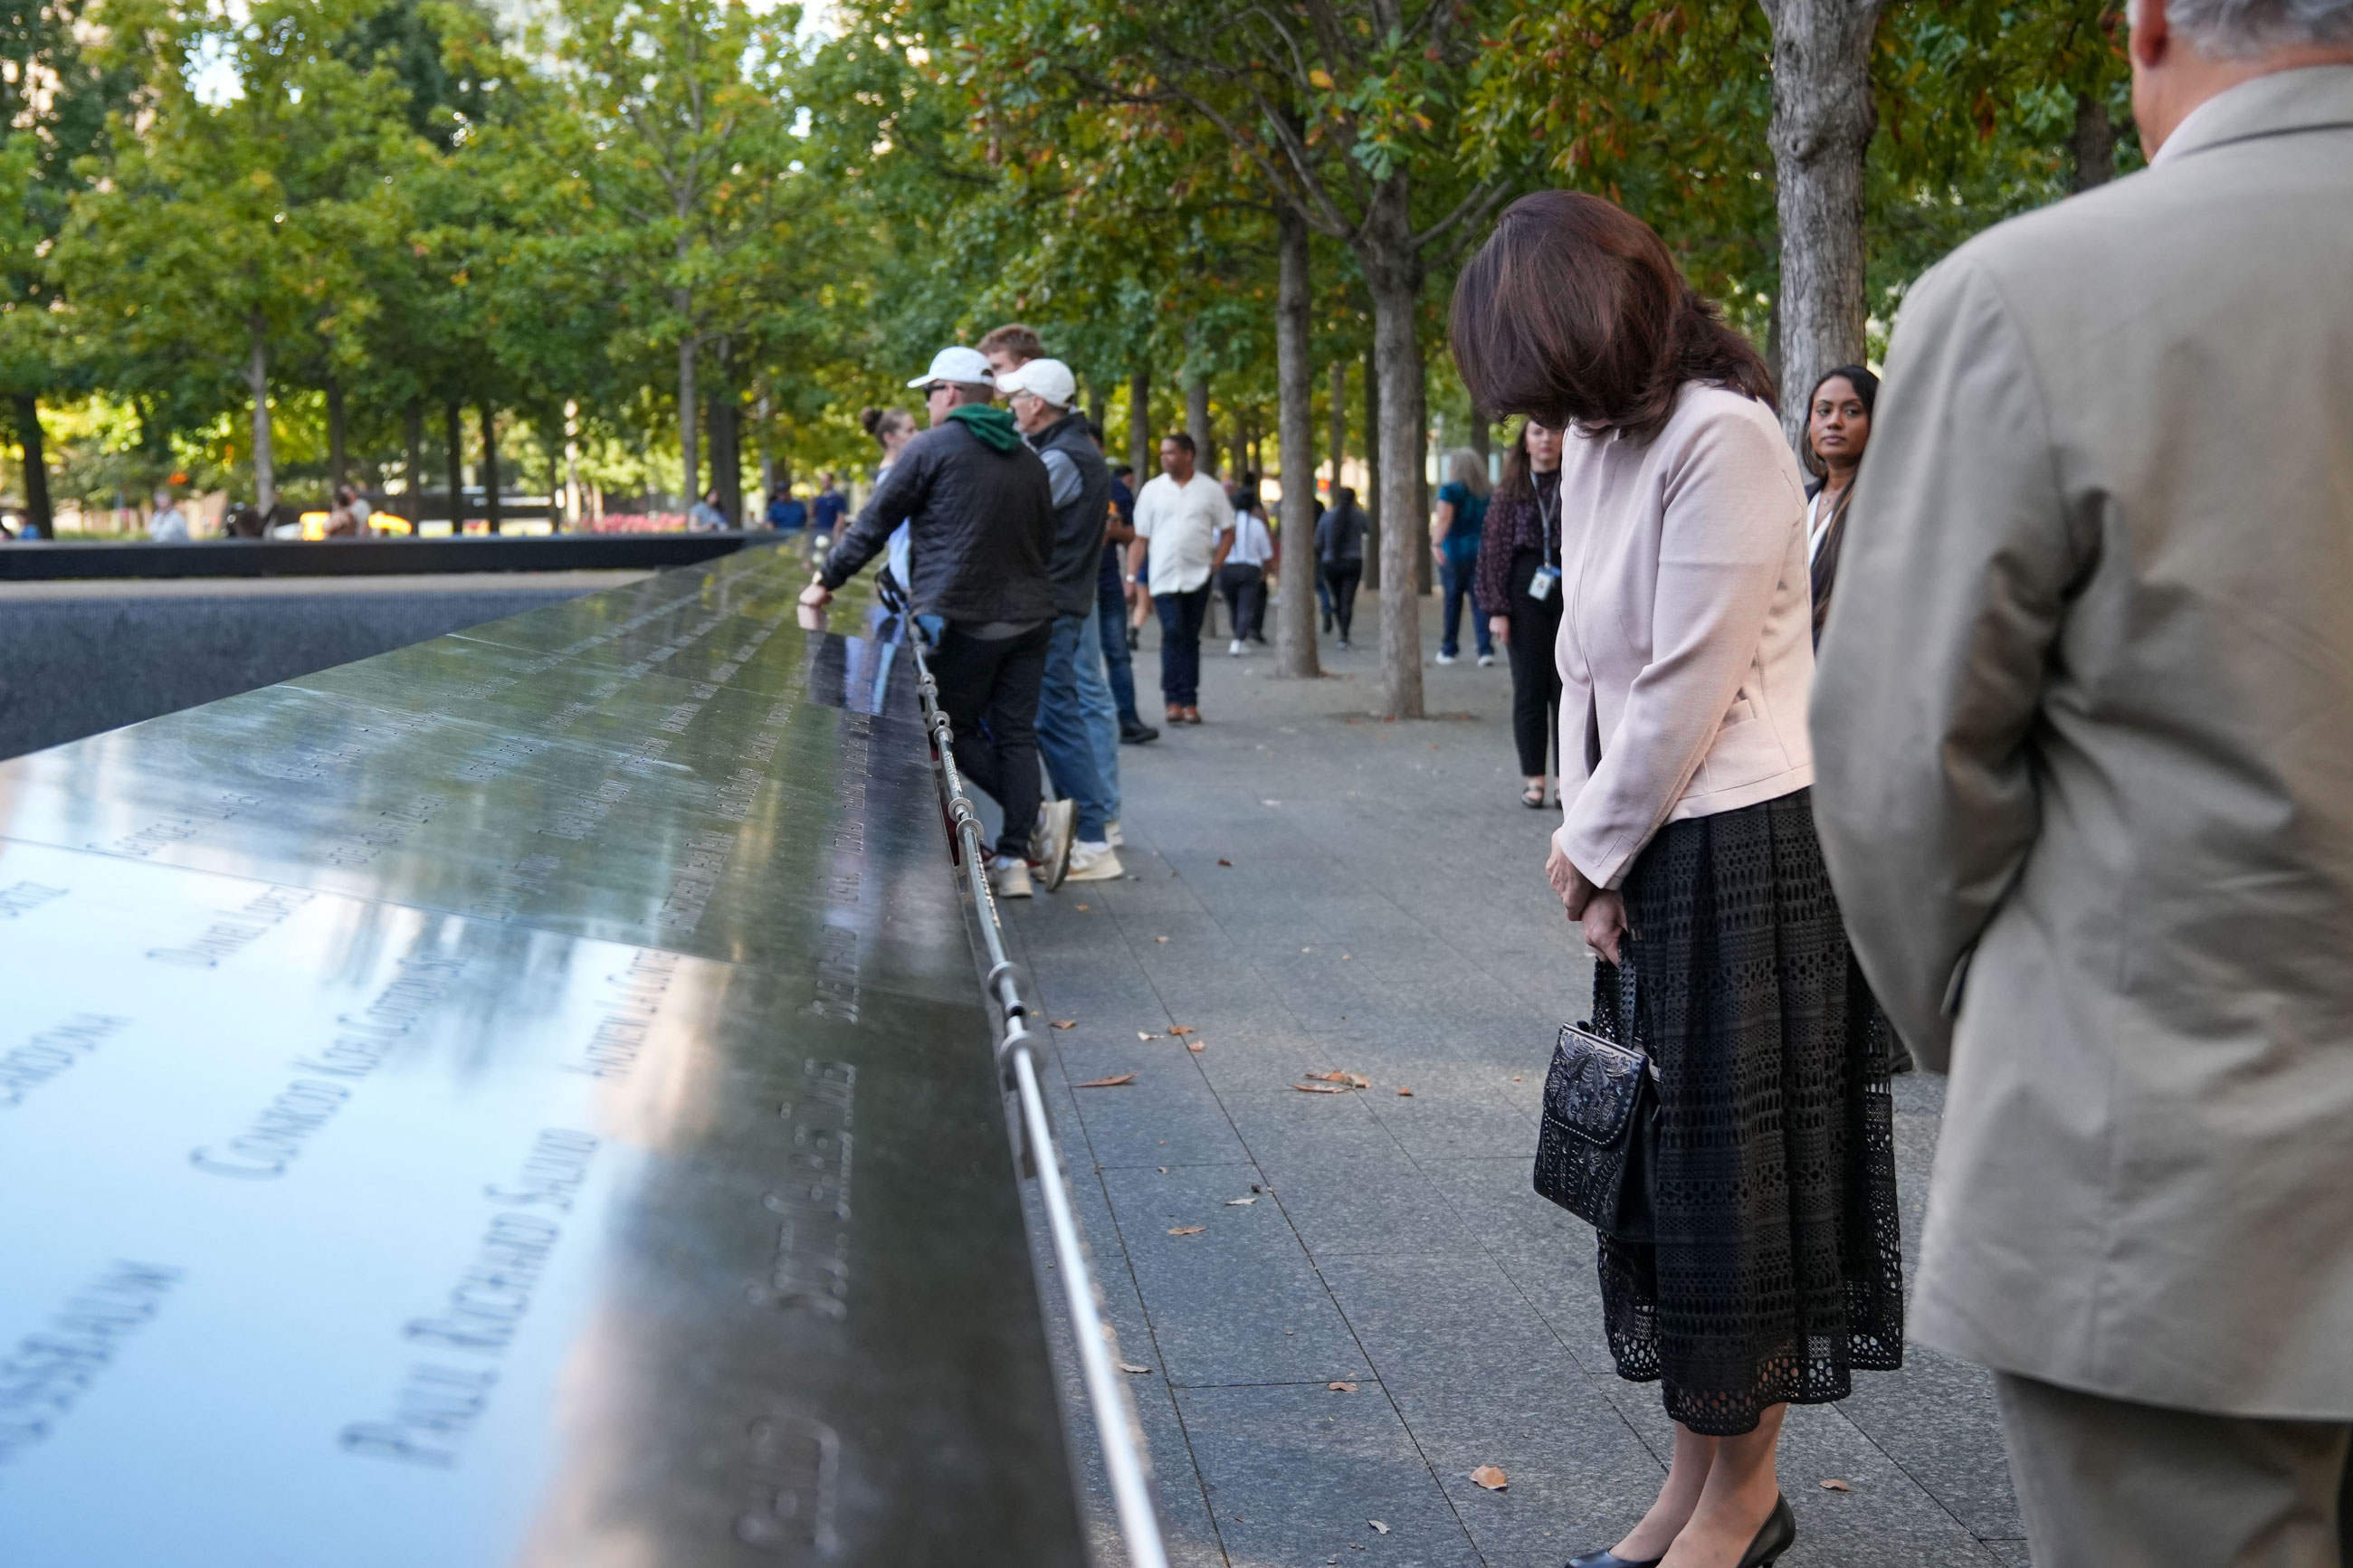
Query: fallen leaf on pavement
1292 1082 1348 1094
1820 1478 1853 1492
1167 1225 1205 1237
1154 936 1171 944
1328 1382 1358 1392
1187 1039 1205 1052
1470 1465 1509 1492
1397 1086 1415 1097
1137 1031 1161 1041
1341 954 1353 961
1074 1073 1137 1088
1075 903 1090 911
1170 1025 1195 1035
1218 858 1233 866
1118 1362 1151 1374
1051 1019 1077 1030
1368 1520 1390 1535
1303 1070 1370 1089
1225 1196 1257 1206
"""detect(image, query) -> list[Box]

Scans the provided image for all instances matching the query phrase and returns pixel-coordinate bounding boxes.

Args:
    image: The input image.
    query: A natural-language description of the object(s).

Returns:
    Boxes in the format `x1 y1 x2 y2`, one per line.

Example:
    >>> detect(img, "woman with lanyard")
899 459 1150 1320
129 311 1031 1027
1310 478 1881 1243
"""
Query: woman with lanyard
1478 418 1568 807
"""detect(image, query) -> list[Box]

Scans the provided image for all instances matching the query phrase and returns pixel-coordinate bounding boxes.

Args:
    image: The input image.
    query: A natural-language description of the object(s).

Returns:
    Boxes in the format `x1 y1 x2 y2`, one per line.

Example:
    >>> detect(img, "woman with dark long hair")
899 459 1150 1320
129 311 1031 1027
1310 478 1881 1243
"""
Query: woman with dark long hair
1477 418 1568 806
1453 190 1902 1568
1799 365 1877 644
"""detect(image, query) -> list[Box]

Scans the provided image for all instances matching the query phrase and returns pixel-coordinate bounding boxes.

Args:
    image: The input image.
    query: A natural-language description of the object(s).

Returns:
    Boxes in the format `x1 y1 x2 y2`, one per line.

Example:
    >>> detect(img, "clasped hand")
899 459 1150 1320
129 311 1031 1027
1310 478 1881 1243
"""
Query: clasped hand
1546 839 1627 965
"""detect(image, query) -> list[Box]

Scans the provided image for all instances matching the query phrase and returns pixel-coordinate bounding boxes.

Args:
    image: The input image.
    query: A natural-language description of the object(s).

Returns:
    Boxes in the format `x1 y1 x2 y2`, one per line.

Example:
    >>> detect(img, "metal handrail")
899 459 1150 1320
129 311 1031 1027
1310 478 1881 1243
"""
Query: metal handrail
910 639 1171 1568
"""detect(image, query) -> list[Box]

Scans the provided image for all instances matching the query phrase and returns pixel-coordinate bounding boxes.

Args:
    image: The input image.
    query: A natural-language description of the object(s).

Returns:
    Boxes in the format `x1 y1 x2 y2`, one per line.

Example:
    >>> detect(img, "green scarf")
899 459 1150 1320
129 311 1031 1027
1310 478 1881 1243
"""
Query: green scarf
945 404 1022 452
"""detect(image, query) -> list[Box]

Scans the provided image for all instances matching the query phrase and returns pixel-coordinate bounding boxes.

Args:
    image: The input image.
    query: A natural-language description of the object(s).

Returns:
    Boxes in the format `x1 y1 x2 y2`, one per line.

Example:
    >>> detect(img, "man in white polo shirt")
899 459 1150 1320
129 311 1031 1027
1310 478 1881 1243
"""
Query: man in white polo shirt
1128 431 1231 725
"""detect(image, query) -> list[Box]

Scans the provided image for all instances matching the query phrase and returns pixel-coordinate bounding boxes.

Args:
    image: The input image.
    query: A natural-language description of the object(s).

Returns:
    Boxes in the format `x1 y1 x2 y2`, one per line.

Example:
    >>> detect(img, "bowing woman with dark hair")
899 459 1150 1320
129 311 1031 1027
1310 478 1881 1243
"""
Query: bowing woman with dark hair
1453 190 1902 1568
1800 365 1878 644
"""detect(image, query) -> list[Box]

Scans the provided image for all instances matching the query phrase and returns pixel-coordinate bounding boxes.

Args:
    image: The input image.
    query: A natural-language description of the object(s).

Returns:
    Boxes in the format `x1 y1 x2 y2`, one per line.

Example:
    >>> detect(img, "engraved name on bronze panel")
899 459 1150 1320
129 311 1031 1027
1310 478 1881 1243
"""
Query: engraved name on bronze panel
323 795 446 869
756 1061 856 1321
0 1014 130 1110
147 884 315 967
566 950 679 1080
189 951 471 1179
103 792 262 858
733 1411 843 1557
0 1262 183 1467
0 881 68 919
338 1129 602 1469
652 830 737 936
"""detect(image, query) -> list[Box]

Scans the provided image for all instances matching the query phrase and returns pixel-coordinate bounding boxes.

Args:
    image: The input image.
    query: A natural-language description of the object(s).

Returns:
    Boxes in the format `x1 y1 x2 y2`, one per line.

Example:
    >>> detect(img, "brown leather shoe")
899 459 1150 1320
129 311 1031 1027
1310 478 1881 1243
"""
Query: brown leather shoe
1181 707 1203 725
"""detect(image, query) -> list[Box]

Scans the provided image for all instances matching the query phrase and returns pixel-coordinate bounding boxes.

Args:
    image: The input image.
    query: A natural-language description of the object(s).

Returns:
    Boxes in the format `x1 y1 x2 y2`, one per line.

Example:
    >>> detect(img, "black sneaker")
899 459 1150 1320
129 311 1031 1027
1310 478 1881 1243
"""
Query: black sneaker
1120 724 1160 745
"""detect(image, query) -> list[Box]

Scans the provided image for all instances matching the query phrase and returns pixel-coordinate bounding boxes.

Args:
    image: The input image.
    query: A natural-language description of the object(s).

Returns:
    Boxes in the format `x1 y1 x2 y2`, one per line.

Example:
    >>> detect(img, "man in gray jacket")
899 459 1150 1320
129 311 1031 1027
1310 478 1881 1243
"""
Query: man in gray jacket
1811 4 2353 1563
999 356 1126 885
804 347 1055 898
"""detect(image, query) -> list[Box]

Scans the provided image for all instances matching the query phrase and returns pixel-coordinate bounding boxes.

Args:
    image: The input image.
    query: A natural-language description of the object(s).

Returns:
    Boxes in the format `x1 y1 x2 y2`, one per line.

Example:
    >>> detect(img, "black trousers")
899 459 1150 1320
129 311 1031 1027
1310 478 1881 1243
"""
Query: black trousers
930 622 1051 860
1504 549 1564 776
1154 585 1212 707
1321 561 1363 641
1216 562 1266 642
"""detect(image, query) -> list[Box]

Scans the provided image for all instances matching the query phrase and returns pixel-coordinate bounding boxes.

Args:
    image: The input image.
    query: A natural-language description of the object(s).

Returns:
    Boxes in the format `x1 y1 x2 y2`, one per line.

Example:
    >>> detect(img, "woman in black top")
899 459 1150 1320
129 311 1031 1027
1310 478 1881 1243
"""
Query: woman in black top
1801 365 1877 645
1476 419 1567 806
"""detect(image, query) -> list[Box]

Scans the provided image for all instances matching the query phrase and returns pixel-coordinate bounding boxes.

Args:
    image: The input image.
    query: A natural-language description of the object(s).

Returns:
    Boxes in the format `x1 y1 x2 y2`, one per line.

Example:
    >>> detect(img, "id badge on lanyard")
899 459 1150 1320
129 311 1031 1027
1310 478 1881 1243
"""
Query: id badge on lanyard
1529 565 1562 602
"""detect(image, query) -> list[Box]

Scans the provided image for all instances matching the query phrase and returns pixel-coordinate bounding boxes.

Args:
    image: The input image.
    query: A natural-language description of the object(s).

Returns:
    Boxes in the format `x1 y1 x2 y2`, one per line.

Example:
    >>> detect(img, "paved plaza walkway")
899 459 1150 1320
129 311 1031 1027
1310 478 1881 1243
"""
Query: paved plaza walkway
997 599 2031 1568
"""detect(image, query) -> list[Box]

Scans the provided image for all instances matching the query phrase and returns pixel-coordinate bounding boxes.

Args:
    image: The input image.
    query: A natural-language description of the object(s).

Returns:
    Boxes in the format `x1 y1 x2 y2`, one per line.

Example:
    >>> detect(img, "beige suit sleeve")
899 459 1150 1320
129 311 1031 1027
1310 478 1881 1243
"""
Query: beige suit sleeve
1810 257 2091 1069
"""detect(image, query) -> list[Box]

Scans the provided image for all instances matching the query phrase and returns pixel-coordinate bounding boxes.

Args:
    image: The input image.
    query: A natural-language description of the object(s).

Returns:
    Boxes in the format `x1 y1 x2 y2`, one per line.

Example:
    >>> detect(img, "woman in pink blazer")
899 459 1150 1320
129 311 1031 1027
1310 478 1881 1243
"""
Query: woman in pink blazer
1453 192 1902 1568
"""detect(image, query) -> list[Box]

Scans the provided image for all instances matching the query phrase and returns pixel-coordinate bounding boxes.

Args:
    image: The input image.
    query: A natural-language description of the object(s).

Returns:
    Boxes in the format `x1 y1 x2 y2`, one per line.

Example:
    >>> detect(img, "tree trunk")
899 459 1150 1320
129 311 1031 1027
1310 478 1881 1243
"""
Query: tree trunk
327 379 348 495
15 394 52 538
755 390 776 517
564 399 582 533
444 401 465 526
1087 381 1107 438
479 401 501 534
1185 373 1214 478
1328 359 1347 495
244 314 276 518
1361 339 1381 593
1763 0 1886 446
677 318 699 507
710 393 741 525
403 402 424 507
1273 204 1320 680
2070 90 2116 192
1361 207 1427 719
1128 368 1151 481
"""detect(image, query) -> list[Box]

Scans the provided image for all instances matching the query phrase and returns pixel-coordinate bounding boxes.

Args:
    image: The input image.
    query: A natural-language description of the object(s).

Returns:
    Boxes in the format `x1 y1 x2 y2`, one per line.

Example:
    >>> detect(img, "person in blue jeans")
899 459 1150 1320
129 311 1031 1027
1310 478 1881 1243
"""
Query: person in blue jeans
1432 448 1494 665
1100 463 1157 744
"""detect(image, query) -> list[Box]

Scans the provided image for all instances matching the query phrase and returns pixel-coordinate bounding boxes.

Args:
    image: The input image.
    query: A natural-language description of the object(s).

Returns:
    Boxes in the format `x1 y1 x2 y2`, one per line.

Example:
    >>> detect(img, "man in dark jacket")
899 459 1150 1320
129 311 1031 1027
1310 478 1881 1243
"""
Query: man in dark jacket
999 356 1127 886
802 346 1054 898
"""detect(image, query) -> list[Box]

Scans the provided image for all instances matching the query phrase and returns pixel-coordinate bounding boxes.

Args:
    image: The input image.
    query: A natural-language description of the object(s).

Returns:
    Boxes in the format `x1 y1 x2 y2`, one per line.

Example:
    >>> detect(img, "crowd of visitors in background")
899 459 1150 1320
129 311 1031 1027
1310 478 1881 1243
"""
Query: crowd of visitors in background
800 15 2353 1563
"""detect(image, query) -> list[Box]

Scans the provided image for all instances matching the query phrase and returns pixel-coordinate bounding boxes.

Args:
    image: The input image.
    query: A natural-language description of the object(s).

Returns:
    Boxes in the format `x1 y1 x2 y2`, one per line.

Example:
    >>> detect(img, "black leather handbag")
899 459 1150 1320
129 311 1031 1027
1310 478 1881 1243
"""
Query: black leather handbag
1532 950 1659 1244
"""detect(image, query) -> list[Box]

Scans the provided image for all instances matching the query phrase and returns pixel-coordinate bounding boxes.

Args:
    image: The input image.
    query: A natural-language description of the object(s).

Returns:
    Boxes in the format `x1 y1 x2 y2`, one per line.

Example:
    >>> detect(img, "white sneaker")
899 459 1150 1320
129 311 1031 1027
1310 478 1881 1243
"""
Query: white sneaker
1228 639 1244 656
1435 651 1456 665
1105 821 1124 847
1032 799 1075 890
1478 653 1495 667
989 855 1033 898
1065 841 1125 881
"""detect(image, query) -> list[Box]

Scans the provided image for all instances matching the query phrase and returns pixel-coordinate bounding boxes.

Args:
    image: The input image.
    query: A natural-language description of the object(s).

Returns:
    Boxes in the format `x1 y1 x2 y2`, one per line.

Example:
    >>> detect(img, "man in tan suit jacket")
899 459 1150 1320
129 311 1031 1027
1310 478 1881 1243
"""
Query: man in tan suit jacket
1811 1 2353 1562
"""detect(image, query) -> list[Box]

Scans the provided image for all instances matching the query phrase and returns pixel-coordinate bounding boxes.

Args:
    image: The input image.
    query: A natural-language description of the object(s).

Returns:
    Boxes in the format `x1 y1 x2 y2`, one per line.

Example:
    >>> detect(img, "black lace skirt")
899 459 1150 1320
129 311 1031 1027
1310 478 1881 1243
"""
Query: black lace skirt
1593 788 1904 1436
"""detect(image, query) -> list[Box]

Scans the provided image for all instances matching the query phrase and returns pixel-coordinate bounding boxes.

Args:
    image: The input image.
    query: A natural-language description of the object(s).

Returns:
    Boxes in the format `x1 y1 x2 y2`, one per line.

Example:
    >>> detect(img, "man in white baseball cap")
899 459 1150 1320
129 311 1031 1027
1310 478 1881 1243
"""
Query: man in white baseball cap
806 343 1055 899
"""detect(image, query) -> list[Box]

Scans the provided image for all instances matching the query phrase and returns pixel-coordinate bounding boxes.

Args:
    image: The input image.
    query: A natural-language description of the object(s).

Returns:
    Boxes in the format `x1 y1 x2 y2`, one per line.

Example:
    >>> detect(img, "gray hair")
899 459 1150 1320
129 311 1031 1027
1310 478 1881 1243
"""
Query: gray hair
1445 447 1492 499
2168 0 2353 55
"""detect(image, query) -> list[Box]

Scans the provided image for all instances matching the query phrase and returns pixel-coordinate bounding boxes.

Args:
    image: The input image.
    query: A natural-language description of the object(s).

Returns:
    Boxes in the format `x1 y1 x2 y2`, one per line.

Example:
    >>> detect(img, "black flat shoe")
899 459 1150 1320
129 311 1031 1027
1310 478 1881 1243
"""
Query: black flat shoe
1564 1550 1661 1568
1737 1495 1796 1568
